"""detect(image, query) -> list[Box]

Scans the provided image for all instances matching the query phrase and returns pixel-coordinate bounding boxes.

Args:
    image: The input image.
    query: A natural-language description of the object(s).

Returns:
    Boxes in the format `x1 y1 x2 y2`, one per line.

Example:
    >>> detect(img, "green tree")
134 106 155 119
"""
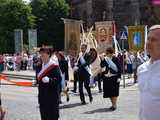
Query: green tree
31 0 69 50
0 0 36 53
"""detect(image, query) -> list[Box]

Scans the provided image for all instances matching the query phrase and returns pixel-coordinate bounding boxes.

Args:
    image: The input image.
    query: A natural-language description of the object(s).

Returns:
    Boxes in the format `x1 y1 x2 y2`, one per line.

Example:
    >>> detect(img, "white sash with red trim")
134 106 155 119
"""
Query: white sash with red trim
37 61 58 81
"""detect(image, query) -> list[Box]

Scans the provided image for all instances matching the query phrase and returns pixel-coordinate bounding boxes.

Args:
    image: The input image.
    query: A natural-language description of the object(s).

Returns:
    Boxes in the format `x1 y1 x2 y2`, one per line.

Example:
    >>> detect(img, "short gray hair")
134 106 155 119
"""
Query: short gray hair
149 25 160 47
149 25 160 31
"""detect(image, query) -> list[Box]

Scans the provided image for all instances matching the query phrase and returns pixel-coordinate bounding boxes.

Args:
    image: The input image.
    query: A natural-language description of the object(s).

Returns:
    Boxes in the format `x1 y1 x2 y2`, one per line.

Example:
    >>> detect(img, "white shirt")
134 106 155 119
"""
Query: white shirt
50 54 59 65
138 59 160 120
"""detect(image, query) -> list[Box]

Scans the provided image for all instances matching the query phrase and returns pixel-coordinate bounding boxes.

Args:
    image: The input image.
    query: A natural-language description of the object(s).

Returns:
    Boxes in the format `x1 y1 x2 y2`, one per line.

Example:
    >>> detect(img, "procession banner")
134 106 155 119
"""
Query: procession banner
95 21 115 53
63 19 82 57
28 29 37 54
14 29 23 53
128 26 145 51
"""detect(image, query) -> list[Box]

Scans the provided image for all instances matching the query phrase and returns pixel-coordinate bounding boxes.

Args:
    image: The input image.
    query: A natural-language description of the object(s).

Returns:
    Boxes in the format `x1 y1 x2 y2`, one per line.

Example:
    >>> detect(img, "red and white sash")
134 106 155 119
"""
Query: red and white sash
37 62 58 81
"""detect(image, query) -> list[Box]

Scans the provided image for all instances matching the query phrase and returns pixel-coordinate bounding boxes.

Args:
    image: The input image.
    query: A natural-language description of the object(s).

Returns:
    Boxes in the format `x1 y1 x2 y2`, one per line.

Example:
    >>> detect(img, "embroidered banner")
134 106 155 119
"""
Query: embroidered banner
128 26 145 51
95 21 115 53
63 19 82 57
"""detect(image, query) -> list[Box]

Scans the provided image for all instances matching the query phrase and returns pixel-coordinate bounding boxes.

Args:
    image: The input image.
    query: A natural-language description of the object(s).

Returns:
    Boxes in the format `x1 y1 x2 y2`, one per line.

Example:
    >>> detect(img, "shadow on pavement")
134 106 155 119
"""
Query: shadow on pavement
84 108 112 114
70 92 100 96
60 103 86 109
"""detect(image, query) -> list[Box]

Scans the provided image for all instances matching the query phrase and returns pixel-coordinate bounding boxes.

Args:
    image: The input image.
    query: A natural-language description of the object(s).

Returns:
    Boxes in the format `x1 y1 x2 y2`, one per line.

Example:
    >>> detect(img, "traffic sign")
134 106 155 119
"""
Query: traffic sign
120 31 128 40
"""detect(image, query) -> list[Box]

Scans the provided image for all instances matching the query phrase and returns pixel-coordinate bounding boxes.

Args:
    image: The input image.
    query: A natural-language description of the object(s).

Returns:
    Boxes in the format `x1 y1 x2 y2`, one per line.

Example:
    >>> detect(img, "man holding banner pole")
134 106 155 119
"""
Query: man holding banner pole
75 43 93 105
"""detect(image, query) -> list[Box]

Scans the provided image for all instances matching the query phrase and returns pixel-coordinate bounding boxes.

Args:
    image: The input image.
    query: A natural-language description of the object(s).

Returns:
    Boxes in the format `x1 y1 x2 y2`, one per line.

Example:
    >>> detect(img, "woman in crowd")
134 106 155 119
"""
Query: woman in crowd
56 52 69 103
0 55 4 73
132 52 142 83
100 47 121 111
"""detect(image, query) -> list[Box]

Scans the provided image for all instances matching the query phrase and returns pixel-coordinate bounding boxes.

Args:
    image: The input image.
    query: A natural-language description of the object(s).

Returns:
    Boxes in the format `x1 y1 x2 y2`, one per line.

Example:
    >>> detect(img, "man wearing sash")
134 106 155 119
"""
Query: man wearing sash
38 47 61 120
100 47 121 111
76 44 93 104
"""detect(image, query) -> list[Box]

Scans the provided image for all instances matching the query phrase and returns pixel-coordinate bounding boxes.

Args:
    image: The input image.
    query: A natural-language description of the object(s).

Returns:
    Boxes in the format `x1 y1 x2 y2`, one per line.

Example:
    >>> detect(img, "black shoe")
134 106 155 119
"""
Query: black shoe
71 90 76 93
81 101 86 105
99 90 102 93
109 106 116 111
66 96 69 102
59 101 62 104
66 87 69 92
89 97 93 103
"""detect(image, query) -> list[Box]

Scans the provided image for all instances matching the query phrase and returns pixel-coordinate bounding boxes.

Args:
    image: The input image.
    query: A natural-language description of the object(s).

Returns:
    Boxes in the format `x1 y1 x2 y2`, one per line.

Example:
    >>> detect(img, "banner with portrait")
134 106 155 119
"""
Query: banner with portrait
95 21 115 53
63 19 82 57
128 26 145 51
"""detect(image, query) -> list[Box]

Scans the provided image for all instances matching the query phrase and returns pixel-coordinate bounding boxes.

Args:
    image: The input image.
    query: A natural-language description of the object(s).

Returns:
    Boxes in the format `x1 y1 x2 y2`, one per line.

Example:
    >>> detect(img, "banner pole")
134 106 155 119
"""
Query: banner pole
122 39 125 88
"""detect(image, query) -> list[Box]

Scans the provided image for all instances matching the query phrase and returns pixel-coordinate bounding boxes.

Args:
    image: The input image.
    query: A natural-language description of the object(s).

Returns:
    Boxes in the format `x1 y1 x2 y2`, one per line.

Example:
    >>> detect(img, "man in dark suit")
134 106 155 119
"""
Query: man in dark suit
76 44 93 104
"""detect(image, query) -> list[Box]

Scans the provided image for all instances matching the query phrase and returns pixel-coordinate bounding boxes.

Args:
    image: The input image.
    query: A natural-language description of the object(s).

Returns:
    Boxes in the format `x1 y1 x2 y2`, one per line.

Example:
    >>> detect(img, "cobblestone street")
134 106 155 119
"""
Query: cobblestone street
1 82 139 120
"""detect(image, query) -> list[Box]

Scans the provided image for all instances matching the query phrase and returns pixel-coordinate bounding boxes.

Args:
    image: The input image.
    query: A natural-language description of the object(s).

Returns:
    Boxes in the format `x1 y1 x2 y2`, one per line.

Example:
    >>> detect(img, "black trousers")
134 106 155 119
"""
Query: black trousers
73 71 78 91
40 104 59 120
78 74 92 102
94 74 102 91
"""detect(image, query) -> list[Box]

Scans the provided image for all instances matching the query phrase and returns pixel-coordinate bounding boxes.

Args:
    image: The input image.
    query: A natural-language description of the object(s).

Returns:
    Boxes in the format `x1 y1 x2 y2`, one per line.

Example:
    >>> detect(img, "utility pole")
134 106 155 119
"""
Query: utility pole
120 31 128 88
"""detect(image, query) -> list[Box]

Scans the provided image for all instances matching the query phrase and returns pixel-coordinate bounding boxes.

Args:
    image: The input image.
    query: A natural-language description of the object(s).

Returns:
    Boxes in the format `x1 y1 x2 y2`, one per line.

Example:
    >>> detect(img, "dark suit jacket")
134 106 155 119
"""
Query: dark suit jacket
77 53 92 77
38 66 61 106
100 56 121 78
59 59 69 80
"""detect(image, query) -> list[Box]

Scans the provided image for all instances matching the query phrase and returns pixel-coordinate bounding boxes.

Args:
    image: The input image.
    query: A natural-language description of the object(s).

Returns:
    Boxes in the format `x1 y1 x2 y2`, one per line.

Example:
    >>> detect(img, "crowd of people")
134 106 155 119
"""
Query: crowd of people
0 53 34 72
34 44 149 120
0 25 160 120
0 45 148 120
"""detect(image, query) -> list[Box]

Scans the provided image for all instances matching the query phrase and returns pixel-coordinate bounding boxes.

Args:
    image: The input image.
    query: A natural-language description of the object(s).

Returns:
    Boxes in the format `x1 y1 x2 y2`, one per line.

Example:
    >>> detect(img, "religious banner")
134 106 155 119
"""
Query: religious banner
14 29 23 53
95 21 115 53
128 26 145 51
63 19 82 57
28 29 37 53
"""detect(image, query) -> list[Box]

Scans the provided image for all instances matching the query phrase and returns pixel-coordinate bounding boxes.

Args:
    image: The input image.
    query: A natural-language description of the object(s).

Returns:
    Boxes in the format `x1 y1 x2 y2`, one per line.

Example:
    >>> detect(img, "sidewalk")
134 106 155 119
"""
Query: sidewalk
2 70 35 77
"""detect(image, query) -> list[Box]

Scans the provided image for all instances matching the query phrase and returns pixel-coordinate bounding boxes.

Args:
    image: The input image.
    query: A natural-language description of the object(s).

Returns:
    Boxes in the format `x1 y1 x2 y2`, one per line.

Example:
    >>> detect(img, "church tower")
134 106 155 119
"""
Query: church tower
69 0 143 30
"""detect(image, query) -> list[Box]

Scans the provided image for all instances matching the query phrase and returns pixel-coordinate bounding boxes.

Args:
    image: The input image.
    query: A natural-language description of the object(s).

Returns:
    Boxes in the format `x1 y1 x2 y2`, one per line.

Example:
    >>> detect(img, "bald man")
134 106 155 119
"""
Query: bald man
137 25 160 120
